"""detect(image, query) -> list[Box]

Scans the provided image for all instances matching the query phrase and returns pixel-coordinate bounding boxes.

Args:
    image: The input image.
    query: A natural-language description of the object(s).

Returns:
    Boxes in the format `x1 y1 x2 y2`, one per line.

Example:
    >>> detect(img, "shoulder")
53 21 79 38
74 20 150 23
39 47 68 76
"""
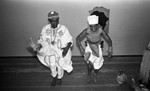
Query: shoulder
40 24 52 35
58 24 67 31
57 24 68 36
83 27 89 33
86 26 94 34
101 29 107 35
58 24 70 33
77 27 88 37
43 24 51 29
79 27 88 36
59 24 67 29
41 24 51 32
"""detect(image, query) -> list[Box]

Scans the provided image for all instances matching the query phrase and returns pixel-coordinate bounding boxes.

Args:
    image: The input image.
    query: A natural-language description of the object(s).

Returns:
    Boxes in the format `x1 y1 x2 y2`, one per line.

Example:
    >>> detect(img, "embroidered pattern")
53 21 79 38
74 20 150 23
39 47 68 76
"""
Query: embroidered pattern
46 28 51 35
46 38 51 45
58 30 63 37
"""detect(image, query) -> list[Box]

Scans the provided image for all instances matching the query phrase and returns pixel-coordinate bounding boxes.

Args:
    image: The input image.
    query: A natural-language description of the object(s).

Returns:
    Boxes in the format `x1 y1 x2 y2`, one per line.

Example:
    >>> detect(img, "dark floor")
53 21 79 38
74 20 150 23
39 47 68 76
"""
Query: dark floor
0 56 142 91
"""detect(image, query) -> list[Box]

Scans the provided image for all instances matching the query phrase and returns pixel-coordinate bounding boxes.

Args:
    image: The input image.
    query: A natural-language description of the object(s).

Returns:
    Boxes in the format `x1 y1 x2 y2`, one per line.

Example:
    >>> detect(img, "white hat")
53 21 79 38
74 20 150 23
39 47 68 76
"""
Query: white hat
87 15 98 25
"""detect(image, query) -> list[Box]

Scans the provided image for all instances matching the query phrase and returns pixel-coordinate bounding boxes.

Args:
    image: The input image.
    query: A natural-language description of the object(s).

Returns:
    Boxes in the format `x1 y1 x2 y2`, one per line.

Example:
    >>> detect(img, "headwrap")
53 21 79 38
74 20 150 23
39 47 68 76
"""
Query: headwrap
48 11 59 19
87 15 98 25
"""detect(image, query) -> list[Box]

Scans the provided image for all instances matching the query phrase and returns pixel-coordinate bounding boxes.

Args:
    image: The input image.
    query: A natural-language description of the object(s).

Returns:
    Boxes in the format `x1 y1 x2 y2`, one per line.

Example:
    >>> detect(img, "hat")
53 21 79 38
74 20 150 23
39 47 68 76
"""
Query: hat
48 11 59 19
87 15 98 25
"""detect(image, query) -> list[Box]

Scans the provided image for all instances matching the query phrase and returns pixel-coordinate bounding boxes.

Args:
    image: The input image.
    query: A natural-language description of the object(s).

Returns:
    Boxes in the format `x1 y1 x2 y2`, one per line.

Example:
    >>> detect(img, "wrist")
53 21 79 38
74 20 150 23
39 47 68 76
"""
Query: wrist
33 46 36 51
109 47 112 50
67 42 72 48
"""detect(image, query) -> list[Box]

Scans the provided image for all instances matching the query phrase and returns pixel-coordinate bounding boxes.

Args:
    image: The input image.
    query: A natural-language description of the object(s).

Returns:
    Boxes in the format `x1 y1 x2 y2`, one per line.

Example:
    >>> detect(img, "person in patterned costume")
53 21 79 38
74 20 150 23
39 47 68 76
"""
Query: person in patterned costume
29 11 73 86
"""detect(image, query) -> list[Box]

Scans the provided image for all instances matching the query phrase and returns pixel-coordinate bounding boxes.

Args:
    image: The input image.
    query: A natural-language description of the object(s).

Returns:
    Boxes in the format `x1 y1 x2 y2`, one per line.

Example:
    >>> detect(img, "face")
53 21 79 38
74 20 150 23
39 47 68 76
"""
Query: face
48 17 59 28
89 24 99 32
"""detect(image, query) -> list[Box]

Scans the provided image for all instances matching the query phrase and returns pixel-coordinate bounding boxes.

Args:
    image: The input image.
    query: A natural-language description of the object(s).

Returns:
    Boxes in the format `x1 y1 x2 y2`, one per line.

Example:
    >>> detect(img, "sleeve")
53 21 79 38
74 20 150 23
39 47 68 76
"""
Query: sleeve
36 25 52 55
60 26 73 48
37 25 47 47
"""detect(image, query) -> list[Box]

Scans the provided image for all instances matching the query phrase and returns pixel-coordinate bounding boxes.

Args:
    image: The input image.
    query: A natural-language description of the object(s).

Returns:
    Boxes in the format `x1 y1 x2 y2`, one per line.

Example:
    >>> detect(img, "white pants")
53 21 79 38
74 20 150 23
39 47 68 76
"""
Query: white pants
37 49 73 79
44 55 64 79
84 43 104 69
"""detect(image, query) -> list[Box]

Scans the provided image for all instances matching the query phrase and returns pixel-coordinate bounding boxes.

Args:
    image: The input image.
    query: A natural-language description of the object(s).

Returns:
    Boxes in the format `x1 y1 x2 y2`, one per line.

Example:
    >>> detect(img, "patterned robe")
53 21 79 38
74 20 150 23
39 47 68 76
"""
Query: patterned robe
37 24 73 78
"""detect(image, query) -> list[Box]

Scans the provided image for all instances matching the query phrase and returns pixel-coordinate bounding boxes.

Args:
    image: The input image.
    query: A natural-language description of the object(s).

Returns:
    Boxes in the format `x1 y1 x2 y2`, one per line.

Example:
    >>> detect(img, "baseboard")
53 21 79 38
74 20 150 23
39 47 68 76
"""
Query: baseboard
0 55 142 58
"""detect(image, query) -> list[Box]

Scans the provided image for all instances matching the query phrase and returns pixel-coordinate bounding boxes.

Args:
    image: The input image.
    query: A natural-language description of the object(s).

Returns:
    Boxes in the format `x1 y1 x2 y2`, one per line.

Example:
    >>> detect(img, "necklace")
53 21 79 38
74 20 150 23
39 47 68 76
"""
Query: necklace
51 28 57 45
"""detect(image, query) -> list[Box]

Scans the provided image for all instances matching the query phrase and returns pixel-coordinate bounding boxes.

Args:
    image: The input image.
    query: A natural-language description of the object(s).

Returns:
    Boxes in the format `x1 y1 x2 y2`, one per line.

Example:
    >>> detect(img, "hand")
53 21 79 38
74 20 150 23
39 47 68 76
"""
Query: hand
61 47 68 57
61 42 72 57
108 47 113 58
38 51 45 56
84 52 90 62
80 47 85 56
28 37 36 50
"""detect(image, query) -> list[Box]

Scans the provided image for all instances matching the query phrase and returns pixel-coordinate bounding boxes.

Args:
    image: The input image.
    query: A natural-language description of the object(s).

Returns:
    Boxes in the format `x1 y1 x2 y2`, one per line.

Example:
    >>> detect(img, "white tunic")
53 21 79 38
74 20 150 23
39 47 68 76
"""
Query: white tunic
37 24 73 73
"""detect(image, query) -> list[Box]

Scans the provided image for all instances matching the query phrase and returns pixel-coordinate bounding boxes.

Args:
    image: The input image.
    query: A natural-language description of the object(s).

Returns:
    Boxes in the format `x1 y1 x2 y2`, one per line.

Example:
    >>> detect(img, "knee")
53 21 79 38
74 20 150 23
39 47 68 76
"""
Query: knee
87 62 93 69
84 52 91 61
94 69 99 74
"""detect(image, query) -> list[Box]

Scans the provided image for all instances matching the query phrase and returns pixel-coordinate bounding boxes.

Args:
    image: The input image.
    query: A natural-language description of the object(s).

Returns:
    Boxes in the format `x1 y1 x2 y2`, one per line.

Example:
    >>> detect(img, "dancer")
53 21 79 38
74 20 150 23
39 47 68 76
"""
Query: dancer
76 15 113 82
29 11 73 86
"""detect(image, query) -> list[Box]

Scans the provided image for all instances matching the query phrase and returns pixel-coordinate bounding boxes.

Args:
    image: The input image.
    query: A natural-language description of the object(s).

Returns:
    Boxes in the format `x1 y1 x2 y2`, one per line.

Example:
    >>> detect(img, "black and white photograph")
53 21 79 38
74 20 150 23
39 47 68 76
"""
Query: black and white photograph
0 0 150 91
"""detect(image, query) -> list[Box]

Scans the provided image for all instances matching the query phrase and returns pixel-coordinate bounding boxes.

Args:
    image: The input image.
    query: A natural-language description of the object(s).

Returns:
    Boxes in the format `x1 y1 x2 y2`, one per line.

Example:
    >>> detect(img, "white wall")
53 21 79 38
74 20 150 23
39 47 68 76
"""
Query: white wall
0 0 150 56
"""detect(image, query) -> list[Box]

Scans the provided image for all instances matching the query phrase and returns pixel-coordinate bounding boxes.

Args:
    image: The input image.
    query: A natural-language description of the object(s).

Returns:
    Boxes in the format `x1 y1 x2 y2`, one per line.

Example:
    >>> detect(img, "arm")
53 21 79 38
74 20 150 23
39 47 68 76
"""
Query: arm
29 26 48 55
61 26 73 57
102 31 113 57
76 28 87 55
62 42 72 57
28 37 42 54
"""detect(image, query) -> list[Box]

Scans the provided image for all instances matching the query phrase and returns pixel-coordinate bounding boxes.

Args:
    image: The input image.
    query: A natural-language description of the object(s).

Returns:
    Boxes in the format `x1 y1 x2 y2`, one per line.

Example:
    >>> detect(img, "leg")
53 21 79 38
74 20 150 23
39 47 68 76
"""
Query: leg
57 78 62 85
87 61 93 81
92 45 104 82
50 66 57 86
84 52 93 81
93 69 99 82
57 65 64 85
48 56 58 86
51 75 57 86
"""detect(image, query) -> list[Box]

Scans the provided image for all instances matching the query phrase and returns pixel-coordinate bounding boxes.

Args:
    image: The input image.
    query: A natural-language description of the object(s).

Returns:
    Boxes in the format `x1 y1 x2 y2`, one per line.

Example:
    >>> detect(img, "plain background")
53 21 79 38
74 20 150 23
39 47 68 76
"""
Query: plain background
0 0 150 57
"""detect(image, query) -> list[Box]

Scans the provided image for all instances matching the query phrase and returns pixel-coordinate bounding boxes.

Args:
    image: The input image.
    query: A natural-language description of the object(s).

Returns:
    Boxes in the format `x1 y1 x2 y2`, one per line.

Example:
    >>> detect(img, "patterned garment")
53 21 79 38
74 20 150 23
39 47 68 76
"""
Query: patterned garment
37 24 73 79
